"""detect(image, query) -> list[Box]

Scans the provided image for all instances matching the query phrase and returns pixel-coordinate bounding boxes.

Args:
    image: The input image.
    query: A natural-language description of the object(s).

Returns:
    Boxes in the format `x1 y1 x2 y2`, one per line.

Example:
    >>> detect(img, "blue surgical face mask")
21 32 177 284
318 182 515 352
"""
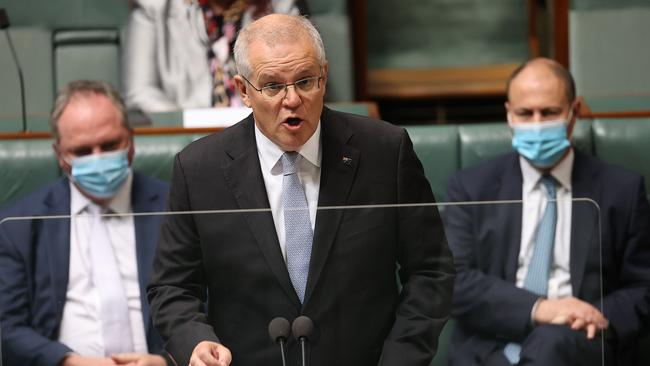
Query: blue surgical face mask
66 149 131 199
510 117 571 168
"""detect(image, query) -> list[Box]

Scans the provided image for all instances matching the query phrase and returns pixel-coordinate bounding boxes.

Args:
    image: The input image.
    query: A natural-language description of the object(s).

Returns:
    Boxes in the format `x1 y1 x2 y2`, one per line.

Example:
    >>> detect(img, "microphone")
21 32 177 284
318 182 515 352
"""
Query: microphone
1 8 27 132
268 317 290 366
292 315 314 366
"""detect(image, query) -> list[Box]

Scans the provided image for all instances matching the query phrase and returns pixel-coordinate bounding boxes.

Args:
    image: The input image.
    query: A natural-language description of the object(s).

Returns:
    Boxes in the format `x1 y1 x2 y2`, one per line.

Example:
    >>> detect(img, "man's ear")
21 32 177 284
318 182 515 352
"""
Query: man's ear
234 75 252 108
321 62 329 90
566 99 581 139
127 136 135 166
53 141 71 175
504 101 513 124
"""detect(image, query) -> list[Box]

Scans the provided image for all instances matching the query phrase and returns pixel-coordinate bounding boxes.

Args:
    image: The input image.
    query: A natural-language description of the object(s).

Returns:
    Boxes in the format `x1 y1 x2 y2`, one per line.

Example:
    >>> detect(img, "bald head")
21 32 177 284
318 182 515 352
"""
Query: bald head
234 14 326 79
506 58 576 104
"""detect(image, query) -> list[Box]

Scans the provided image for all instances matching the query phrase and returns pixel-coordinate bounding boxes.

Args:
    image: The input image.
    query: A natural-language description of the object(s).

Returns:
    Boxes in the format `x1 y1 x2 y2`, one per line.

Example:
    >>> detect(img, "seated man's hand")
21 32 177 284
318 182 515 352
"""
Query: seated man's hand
189 341 232 366
534 297 609 339
60 354 117 366
112 353 167 366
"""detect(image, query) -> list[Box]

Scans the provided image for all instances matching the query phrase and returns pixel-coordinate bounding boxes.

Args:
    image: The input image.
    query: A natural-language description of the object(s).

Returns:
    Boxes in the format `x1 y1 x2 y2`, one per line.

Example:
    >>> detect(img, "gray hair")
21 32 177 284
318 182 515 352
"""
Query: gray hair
50 80 130 140
233 14 327 79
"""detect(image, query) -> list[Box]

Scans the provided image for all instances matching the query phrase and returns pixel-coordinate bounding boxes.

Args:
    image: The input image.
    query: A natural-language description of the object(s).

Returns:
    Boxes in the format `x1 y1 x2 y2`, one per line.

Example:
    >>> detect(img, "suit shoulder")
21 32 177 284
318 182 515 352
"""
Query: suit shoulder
328 109 404 136
577 152 645 193
178 118 249 158
133 172 169 190
0 178 67 218
324 109 406 152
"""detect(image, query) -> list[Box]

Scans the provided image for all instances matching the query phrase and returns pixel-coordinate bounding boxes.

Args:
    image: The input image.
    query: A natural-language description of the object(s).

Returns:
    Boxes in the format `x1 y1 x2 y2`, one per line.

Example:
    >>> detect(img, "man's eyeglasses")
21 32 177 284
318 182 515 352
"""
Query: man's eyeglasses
241 72 323 98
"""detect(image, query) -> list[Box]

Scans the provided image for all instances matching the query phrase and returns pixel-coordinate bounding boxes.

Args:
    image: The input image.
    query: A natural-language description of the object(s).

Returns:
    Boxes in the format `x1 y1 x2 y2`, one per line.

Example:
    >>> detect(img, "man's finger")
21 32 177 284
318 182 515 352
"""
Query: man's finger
586 323 596 339
111 353 140 363
571 318 585 330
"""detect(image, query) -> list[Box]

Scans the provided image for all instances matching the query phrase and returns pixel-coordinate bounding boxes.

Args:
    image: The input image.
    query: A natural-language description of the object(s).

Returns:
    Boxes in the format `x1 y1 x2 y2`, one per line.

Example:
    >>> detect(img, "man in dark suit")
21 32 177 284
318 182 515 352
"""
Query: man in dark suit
0 81 170 366
147 14 454 366
445 58 650 365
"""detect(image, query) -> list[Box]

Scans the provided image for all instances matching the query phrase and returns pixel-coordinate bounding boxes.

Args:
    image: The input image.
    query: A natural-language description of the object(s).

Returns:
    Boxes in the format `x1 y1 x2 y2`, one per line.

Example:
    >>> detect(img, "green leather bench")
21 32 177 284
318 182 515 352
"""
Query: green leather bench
407 118 650 203
0 134 204 206
1 117 648 216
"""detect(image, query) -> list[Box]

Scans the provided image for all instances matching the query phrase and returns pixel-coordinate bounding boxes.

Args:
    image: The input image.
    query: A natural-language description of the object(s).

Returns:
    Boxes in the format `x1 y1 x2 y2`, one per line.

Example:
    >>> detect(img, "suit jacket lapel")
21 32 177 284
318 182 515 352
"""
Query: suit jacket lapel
304 108 359 305
43 178 72 322
131 173 163 335
498 154 524 282
222 117 299 303
569 151 599 294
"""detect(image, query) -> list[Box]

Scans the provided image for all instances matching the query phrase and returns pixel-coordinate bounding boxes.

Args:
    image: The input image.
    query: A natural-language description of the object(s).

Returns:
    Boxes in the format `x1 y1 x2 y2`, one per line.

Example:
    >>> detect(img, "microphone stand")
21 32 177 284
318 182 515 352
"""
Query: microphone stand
279 337 288 366
1 9 27 132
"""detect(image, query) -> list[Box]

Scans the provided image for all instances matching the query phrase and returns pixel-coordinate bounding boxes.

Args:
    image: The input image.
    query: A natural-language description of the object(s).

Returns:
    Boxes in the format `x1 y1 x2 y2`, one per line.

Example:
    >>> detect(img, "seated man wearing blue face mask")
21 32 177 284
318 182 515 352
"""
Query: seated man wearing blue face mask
444 58 650 366
0 80 171 366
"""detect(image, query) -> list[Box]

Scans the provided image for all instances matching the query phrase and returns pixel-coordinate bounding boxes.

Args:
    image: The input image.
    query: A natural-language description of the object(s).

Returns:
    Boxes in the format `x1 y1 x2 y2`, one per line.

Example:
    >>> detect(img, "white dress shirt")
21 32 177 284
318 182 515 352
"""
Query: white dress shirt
58 172 148 355
516 149 574 300
255 122 322 259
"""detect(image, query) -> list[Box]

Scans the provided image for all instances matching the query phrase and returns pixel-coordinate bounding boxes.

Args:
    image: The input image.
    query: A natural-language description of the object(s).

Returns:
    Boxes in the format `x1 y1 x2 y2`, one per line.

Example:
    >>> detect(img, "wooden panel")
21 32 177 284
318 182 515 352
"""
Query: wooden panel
367 64 519 99
553 0 570 67
0 127 222 140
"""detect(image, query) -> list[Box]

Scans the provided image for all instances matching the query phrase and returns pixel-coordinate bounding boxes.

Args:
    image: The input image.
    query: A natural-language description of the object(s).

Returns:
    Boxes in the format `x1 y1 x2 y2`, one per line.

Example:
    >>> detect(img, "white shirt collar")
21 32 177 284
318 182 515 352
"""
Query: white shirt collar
520 148 574 194
254 121 322 172
70 171 133 214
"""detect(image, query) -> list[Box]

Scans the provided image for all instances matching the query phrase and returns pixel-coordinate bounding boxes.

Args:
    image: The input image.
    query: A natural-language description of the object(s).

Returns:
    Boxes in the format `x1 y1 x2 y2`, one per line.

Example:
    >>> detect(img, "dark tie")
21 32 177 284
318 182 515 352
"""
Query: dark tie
281 152 313 303
504 175 557 364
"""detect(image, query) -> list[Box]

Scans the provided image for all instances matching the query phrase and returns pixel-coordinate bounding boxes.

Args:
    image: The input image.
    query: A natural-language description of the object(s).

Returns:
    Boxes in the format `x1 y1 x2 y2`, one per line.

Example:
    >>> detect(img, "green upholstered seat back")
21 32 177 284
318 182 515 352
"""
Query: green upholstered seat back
132 135 207 183
592 118 650 200
406 125 458 201
0 139 60 206
54 29 122 92
0 135 205 206
458 123 512 169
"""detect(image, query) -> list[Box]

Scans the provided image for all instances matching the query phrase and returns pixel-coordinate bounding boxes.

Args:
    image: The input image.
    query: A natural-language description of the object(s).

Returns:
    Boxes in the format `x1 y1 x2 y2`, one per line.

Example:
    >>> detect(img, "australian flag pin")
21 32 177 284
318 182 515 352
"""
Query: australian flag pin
341 156 353 166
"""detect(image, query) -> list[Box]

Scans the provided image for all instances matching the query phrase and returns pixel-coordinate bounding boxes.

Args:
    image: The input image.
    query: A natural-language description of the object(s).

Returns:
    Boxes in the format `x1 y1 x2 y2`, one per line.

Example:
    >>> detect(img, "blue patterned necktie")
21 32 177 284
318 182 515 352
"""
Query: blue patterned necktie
504 175 557 364
282 152 313 303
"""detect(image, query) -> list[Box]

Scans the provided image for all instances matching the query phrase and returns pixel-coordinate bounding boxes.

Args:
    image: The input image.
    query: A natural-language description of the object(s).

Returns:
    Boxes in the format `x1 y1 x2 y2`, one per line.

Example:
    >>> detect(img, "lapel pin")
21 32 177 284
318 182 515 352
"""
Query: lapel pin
341 156 353 166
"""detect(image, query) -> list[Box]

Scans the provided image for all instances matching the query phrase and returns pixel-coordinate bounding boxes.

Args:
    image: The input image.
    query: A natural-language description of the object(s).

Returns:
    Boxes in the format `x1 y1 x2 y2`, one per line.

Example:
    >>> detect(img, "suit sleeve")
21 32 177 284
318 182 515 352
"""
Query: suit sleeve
378 130 456 366
147 154 219 366
0 221 73 366
601 178 650 343
444 173 539 341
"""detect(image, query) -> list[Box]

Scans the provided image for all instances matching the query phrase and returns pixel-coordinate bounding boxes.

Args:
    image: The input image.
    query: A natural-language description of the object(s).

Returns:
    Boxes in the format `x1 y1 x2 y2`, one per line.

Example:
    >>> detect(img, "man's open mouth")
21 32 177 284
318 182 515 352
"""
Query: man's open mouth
286 117 301 126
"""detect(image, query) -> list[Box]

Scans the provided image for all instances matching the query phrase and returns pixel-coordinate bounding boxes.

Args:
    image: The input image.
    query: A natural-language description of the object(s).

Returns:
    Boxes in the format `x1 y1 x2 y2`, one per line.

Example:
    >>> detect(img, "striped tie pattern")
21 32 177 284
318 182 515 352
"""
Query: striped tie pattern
282 152 313 303
504 175 557 364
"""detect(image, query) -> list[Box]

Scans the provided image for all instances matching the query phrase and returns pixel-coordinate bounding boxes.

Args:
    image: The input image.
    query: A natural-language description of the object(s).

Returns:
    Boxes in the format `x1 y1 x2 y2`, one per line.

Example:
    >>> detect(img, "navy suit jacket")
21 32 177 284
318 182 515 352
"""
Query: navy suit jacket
0 173 169 366
444 150 650 365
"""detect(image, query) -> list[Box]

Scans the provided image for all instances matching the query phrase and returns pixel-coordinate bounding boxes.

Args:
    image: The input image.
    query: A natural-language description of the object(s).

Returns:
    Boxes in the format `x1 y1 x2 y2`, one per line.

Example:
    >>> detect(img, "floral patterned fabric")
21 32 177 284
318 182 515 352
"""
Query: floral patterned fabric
198 0 271 107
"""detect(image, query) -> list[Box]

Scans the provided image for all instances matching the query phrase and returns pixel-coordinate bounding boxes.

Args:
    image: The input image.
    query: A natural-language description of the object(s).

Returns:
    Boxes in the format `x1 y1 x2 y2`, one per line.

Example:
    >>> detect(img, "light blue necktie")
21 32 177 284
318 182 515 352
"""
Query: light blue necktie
282 152 313 303
504 175 557 364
